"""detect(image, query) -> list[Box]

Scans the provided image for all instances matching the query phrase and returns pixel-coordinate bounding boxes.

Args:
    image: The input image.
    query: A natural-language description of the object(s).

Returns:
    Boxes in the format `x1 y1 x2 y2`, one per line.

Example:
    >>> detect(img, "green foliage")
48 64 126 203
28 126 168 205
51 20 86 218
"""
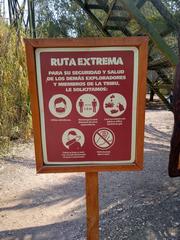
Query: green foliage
0 21 31 153
35 0 102 38
163 0 180 13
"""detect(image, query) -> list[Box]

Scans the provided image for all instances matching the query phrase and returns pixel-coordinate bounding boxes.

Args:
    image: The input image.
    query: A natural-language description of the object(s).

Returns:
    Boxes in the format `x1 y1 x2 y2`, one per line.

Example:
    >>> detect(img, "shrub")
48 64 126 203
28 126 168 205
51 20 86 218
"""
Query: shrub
0 21 31 153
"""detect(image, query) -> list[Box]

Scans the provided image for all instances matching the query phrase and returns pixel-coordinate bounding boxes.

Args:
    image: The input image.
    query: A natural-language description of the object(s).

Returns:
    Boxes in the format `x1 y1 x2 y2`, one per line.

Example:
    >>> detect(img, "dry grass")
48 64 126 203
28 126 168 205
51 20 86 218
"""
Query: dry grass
0 21 31 153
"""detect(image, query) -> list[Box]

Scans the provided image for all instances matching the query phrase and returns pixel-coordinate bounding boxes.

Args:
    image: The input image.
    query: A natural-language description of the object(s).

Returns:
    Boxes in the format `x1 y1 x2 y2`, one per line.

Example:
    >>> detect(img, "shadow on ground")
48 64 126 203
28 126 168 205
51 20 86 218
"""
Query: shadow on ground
0 220 85 240
0 121 179 239
0 175 85 212
2 156 35 169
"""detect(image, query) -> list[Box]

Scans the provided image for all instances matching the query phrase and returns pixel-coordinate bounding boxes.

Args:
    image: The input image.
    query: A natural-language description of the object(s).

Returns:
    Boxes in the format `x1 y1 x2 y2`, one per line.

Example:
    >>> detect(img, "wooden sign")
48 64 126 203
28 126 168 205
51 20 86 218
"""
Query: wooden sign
24 37 148 173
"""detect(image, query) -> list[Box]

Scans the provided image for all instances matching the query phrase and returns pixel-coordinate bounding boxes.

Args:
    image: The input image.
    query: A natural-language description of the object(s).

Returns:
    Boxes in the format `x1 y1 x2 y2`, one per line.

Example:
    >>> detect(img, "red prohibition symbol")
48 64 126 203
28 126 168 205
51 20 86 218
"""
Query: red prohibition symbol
93 128 115 150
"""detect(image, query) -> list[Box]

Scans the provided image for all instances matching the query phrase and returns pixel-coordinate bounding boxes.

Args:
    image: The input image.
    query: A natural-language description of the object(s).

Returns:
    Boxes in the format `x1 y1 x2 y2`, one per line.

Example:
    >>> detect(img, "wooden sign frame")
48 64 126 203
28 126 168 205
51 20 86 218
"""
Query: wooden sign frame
24 37 148 173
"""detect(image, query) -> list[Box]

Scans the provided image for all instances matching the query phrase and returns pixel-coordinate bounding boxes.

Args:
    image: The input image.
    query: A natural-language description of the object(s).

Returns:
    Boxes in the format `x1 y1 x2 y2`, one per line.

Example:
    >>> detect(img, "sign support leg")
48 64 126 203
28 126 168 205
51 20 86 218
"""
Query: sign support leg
85 172 99 240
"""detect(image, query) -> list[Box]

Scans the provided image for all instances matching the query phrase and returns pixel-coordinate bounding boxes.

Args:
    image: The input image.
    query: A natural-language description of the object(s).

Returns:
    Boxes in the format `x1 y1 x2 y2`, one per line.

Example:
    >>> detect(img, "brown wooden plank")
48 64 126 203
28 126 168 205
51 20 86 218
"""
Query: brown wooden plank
135 38 148 169
24 36 148 48
36 164 142 174
24 39 44 172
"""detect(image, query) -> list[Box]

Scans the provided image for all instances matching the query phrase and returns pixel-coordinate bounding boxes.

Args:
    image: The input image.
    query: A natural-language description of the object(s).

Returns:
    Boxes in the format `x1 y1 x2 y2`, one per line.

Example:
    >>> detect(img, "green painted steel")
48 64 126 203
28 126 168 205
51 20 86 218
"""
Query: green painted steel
7 0 180 110
120 0 178 65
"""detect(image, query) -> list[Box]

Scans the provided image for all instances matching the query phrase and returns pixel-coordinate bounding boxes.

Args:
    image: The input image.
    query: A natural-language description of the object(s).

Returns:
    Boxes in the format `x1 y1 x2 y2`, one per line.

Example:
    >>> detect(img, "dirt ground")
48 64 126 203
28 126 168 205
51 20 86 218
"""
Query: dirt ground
0 110 180 240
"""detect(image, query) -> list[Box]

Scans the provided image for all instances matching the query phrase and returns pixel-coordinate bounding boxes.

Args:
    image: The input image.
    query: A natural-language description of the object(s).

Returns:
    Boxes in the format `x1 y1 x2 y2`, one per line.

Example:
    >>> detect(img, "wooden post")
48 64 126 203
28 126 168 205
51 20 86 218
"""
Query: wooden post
85 172 99 240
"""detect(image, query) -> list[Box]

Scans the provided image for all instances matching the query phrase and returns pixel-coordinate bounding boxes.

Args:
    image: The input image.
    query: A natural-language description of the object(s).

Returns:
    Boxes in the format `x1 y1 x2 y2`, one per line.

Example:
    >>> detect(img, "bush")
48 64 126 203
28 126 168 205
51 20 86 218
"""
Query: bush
0 21 31 153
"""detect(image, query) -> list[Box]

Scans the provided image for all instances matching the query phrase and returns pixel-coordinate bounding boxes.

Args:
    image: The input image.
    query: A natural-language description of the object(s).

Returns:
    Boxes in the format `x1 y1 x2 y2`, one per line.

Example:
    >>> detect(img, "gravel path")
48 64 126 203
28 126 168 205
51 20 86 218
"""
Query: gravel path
0 110 179 240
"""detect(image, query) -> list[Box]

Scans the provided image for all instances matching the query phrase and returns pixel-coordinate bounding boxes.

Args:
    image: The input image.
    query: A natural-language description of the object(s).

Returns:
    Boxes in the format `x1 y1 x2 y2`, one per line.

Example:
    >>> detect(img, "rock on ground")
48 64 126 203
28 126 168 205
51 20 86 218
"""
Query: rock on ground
0 110 179 240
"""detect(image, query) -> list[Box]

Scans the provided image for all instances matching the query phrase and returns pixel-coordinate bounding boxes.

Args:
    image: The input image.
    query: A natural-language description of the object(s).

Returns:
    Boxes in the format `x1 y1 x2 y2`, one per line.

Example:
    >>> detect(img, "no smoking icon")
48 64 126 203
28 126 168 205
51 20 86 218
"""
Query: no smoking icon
93 128 115 150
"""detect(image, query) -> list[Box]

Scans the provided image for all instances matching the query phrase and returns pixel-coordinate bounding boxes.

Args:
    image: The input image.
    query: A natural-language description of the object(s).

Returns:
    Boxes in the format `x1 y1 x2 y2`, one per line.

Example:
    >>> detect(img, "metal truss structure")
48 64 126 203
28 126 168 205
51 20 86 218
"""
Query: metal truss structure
74 0 180 109
7 0 35 37
6 0 180 109
0 0 5 19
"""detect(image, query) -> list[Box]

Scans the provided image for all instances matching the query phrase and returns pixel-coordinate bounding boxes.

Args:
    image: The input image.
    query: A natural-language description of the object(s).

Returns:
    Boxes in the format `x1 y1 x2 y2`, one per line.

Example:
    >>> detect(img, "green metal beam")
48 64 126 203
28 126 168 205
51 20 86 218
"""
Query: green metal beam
74 0 111 37
103 0 117 29
136 0 147 9
150 0 180 32
120 0 178 65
